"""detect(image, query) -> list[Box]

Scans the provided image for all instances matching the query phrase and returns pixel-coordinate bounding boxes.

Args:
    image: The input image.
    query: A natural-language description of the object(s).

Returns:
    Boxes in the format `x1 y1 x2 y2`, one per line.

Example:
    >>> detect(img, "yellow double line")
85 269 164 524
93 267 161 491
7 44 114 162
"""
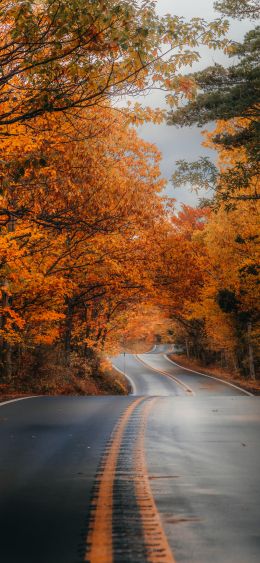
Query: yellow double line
135 354 195 396
85 397 176 562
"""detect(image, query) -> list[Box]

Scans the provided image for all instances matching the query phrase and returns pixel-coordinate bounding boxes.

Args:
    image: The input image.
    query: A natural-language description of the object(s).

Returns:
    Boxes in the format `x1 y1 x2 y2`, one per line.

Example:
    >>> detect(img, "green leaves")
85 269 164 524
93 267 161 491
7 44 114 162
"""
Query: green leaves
171 158 218 193
214 0 260 20
168 26 260 127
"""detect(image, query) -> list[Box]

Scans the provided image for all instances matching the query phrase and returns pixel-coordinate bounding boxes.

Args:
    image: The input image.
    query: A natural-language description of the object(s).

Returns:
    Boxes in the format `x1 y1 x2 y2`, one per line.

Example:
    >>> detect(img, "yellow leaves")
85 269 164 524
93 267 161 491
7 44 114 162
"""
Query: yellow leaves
165 94 178 108
125 103 165 125
204 303 237 353
202 118 249 168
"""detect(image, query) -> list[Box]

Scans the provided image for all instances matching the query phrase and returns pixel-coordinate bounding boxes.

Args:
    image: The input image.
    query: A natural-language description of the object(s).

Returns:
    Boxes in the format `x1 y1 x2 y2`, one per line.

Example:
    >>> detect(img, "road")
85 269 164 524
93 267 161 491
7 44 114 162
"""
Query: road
0 346 259 562
112 347 250 396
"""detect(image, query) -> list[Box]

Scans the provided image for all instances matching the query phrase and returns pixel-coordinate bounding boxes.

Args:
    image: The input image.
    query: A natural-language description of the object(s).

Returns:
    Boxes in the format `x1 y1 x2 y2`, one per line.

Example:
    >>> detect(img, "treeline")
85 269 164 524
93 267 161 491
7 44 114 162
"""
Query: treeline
1 0 227 390
0 0 258 391
168 0 259 379
0 104 167 384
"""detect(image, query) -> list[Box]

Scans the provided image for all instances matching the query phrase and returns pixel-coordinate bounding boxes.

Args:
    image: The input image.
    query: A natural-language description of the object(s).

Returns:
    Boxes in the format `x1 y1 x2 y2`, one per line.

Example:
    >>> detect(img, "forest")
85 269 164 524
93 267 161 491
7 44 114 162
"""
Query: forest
0 0 259 396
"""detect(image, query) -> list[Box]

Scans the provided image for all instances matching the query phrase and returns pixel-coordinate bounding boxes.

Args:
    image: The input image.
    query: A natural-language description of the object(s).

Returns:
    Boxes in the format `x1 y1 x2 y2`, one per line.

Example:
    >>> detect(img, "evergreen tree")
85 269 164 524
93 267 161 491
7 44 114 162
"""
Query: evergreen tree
168 26 260 202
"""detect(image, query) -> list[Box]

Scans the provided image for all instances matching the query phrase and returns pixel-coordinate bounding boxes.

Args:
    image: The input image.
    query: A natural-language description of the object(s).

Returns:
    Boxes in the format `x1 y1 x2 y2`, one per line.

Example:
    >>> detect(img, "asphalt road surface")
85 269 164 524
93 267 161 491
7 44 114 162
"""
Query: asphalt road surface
112 347 250 396
0 346 259 562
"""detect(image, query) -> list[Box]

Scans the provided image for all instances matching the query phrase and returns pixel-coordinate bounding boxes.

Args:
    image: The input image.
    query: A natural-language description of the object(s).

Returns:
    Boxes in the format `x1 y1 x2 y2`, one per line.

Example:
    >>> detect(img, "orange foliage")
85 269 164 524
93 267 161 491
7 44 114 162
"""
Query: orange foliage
0 102 169 361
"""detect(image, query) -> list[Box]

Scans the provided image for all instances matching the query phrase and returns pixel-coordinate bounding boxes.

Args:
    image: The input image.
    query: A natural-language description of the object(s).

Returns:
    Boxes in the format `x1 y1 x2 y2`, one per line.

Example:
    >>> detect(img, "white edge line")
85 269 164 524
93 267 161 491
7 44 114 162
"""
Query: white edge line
0 395 41 407
147 344 157 353
164 355 253 397
135 354 195 396
112 364 137 395
145 344 174 355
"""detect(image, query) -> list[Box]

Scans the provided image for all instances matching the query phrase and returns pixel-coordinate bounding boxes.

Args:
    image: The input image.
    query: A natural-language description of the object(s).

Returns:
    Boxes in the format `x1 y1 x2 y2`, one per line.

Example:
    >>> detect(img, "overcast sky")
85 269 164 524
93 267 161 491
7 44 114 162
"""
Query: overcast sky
136 0 252 207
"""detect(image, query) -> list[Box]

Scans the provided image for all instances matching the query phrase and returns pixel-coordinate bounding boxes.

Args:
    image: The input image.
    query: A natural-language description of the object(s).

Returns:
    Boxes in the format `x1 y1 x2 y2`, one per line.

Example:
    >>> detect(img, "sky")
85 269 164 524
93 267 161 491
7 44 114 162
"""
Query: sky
135 0 252 207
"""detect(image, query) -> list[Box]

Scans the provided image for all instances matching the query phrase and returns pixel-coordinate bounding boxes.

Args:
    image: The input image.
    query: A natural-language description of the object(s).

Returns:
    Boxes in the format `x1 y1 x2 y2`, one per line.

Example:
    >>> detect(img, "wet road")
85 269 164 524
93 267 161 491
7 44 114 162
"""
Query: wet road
113 351 187 396
0 396 134 563
112 347 250 396
0 346 259 562
146 396 260 563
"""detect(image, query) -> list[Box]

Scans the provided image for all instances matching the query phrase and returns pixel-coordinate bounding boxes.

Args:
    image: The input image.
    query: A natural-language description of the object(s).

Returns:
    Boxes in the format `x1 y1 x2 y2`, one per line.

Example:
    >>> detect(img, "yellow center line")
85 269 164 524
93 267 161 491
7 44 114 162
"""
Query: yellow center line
84 397 144 563
134 398 176 563
85 396 176 563
135 354 195 396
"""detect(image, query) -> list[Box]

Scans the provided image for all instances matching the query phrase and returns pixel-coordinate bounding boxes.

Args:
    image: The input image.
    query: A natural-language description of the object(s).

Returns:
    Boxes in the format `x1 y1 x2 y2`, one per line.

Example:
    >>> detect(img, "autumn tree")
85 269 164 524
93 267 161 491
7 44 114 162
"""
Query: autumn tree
0 102 168 379
161 1 259 378
166 179 259 377
116 303 173 353
0 0 229 127
202 200 259 379
2 0 230 385
3 1 257 393
151 206 207 335
151 182 259 379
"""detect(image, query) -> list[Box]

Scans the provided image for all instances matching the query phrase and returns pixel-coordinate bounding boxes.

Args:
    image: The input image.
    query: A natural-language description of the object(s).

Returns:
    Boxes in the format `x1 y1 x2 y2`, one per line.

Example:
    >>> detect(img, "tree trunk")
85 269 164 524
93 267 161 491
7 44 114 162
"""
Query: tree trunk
64 299 74 365
185 338 190 359
232 353 239 374
101 328 108 349
0 274 12 382
0 214 16 381
247 321 255 380
0 342 12 382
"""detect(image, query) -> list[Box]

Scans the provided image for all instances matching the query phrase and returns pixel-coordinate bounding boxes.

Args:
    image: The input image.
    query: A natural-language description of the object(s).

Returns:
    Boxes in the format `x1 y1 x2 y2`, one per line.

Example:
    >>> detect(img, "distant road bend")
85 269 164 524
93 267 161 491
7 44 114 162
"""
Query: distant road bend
0 345 259 563
112 344 252 397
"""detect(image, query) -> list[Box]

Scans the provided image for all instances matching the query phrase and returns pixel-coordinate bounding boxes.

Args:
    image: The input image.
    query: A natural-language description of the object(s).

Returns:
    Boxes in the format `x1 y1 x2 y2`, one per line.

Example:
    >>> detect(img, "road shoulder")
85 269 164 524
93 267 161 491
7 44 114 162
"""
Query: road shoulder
168 354 259 396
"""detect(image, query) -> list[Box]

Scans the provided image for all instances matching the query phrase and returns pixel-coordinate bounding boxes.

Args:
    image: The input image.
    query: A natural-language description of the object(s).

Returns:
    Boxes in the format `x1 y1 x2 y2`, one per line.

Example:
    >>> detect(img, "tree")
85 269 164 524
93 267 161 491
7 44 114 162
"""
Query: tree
168 23 260 200
151 206 207 320
171 156 218 194
163 199 259 378
171 141 260 204
214 0 260 20
0 102 168 378
202 201 259 378
0 0 229 127
167 27 260 129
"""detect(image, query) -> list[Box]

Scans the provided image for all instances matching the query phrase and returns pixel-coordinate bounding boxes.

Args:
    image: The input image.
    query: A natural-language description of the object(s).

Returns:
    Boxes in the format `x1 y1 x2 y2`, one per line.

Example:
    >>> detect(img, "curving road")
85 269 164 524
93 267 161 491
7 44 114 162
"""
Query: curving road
112 345 250 397
0 346 259 562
